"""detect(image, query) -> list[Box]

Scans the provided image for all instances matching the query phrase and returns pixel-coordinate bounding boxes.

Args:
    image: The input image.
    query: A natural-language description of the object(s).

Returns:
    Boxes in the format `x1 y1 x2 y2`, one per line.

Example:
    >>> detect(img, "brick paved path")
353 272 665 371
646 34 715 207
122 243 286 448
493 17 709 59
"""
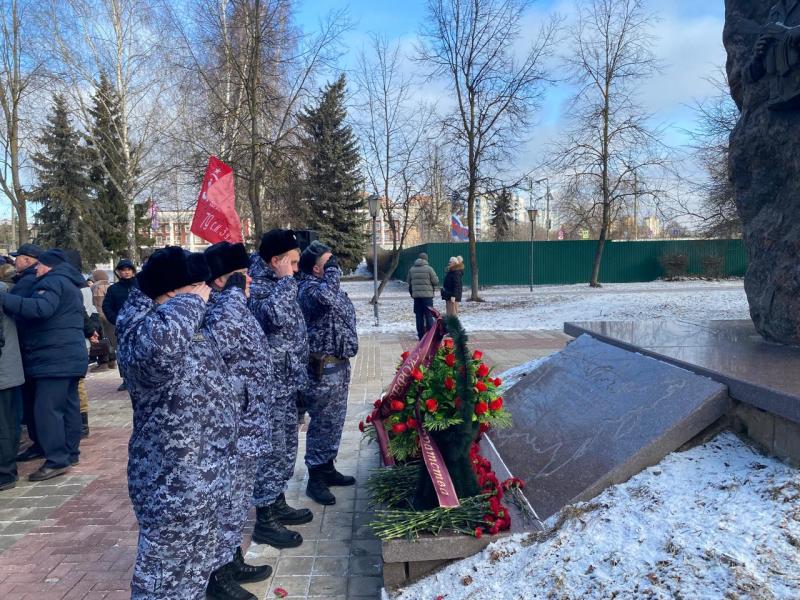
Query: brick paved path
0 330 569 599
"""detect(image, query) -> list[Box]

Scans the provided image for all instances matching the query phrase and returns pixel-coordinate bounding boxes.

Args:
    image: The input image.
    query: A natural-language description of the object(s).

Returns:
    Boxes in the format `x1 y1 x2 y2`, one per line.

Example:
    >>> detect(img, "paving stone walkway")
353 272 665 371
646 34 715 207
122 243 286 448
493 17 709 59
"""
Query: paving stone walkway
0 330 569 599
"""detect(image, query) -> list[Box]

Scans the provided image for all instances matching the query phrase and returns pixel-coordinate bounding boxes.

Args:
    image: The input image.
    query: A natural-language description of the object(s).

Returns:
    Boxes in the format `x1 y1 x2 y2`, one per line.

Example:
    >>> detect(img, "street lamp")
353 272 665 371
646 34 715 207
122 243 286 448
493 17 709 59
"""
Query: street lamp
527 206 538 292
533 177 551 241
367 194 380 327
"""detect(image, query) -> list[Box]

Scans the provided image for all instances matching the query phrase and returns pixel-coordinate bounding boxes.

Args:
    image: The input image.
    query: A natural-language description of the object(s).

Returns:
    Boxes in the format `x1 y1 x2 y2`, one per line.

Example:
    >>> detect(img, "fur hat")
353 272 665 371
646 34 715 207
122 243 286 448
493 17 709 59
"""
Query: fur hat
204 242 249 282
259 229 299 263
38 249 68 268
299 240 332 274
137 246 211 299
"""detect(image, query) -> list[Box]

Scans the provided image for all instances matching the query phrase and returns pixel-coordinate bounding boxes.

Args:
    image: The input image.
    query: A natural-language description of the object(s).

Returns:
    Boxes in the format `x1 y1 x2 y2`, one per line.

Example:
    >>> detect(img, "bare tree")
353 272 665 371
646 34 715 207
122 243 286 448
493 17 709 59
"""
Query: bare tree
355 34 435 302
0 0 44 245
554 0 667 287
418 0 556 301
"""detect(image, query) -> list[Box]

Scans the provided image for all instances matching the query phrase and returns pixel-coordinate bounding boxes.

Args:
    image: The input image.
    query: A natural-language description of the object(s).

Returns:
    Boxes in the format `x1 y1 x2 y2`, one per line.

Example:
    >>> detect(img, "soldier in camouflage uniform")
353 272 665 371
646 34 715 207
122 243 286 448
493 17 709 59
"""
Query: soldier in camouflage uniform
297 241 358 505
247 229 313 549
116 247 236 600
202 242 276 600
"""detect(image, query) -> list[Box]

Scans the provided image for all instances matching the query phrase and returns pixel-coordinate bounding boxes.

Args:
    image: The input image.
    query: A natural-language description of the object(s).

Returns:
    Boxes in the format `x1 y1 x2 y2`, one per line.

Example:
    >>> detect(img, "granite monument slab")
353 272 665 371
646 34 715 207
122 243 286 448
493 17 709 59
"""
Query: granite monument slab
490 334 729 521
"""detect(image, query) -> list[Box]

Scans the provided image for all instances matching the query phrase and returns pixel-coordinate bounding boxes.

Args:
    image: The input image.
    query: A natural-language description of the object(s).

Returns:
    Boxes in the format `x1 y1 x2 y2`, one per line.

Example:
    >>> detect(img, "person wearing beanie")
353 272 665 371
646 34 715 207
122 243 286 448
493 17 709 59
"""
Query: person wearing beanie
115 246 237 600
102 258 138 390
442 255 464 316
90 268 117 371
0 248 88 482
202 241 279 599
406 251 440 339
297 240 358 505
247 229 311 549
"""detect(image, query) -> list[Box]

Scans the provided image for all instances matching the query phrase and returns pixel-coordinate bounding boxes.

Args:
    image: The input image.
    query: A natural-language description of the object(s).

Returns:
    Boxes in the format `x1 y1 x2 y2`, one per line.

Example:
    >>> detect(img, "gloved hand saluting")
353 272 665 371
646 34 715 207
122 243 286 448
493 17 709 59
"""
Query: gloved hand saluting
324 254 339 271
224 272 247 291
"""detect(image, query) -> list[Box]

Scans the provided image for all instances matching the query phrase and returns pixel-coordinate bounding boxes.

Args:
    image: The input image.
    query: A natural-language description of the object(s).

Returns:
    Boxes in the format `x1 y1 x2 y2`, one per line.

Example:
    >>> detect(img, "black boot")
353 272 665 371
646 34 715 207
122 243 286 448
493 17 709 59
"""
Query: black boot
273 493 313 525
206 564 257 600
81 412 90 439
252 504 303 548
306 465 336 505
228 547 272 583
321 459 355 486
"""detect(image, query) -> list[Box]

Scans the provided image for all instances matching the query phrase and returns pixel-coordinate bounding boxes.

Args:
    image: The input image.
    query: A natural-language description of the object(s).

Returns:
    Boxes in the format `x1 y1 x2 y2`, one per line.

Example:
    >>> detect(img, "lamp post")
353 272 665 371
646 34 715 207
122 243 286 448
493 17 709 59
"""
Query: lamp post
527 207 538 292
367 194 380 327
534 177 551 241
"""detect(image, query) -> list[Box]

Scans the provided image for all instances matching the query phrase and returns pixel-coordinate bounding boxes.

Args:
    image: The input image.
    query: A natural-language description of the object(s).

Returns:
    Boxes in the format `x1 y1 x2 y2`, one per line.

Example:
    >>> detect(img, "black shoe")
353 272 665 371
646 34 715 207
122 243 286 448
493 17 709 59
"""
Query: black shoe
252 504 303 548
29 465 69 482
206 565 256 600
273 493 313 525
321 459 356 487
0 479 16 492
117 382 127 391
306 465 336 505
81 412 90 439
227 547 272 583
70 456 80 466
16 446 43 462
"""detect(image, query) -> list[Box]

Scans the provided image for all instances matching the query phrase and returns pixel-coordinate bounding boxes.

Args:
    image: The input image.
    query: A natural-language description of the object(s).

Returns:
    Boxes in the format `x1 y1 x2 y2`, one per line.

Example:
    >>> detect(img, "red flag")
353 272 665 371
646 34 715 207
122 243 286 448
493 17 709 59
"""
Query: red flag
190 156 243 244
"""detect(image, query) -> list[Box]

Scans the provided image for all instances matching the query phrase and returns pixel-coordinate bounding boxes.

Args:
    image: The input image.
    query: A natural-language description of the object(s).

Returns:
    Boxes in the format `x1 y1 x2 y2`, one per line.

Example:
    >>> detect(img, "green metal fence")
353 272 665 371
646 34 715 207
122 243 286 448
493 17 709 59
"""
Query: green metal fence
394 239 747 286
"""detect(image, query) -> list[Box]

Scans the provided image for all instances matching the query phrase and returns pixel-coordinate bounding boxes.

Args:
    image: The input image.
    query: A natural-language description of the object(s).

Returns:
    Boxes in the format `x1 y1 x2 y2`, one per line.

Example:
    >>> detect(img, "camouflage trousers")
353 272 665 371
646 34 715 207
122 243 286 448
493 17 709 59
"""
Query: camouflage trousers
213 452 258 569
130 511 217 599
252 392 299 506
304 362 351 468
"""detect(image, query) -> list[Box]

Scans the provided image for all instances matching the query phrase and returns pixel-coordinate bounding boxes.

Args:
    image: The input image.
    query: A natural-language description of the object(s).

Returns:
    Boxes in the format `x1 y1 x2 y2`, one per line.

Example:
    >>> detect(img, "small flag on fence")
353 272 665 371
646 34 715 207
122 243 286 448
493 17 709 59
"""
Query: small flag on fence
451 214 469 241
190 156 243 244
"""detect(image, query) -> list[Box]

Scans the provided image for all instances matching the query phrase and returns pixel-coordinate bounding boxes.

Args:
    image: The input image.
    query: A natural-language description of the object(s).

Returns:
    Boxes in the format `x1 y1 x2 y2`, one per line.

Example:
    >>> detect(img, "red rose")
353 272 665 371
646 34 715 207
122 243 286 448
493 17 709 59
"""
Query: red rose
406 417 418 428
477 363 490 377
390 400 405 412
373 399 381 408
391 422 407 434
489 397 503 411
401 351 410 360
475 381 488 393
474 401 489 415
494 377 502 387
474 527 483 538
472 350 483 360
489 524 500 535
358 421 365 432
274 588 288 599
445 353 456 367
444 376 455 391
454 397 462 408
366 414 372 423
411 368 424 381
479 422 491 433
425 398 438 412
444 339 454 349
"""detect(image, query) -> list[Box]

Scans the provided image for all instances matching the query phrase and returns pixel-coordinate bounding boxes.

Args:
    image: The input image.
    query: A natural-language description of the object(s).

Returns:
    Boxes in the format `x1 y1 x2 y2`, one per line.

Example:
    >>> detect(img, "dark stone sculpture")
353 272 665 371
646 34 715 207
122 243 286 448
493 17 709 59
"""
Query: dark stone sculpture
725 0 800 345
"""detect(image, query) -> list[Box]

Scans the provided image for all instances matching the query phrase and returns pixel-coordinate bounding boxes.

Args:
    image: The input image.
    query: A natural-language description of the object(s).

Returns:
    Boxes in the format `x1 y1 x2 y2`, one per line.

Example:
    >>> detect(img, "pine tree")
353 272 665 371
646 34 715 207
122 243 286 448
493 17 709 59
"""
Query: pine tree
300 74 366 270
86 73 129 258
490 187 514 241
32 94 103 264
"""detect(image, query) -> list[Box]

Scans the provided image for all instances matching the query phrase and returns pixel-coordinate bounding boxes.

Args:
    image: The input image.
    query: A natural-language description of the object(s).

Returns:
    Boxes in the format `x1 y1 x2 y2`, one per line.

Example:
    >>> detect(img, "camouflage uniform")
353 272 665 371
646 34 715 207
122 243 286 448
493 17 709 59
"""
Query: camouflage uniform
116 287 236 599
204 286 274 569
297 264 358 468
247 254 308 506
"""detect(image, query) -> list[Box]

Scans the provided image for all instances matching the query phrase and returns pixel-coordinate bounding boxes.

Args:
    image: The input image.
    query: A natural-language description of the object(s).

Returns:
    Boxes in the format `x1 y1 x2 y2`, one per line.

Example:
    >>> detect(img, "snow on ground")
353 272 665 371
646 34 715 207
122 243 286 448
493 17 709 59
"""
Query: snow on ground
387 432 800 600
346 279 749 334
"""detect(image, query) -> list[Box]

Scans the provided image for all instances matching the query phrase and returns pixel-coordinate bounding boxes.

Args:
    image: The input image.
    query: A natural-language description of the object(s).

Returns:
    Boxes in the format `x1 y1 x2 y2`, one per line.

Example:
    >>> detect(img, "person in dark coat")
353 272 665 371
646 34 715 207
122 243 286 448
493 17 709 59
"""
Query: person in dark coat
102 258 138 390
116 247 236 600
202 242 278 600
0 278 25 491
0 249 87 481
247 229 310 549
441 255 464 316
406 252 439 339
8 244 43 461
297 240 358 506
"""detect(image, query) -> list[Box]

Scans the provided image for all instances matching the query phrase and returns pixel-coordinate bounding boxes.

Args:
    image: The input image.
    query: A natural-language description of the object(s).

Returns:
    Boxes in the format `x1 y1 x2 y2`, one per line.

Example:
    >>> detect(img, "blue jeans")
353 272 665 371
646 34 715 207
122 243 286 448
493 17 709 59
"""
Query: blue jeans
413 298 435 339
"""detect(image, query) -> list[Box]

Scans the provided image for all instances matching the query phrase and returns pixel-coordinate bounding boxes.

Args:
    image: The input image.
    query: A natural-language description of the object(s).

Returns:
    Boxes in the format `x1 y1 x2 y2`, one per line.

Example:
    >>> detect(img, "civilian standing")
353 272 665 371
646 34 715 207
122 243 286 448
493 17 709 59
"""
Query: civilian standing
406 252 439 339
91 268 116 369
0 275 25 491
441 256 464 316
102 259 138 391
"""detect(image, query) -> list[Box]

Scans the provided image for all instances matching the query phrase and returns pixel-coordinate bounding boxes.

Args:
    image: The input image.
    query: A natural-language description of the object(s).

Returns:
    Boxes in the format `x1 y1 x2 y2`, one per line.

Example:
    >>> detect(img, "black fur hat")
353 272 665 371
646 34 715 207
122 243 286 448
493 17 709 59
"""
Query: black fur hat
204 242 249 282
259 229 299 263
299 240 332 274
137 246 212 299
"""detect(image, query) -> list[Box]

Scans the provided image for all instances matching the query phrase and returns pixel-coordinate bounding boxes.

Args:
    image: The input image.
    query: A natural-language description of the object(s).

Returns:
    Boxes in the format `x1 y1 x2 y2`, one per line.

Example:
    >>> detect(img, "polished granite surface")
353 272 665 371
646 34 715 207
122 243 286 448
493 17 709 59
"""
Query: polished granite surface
491 335 728 521
564 319 800 423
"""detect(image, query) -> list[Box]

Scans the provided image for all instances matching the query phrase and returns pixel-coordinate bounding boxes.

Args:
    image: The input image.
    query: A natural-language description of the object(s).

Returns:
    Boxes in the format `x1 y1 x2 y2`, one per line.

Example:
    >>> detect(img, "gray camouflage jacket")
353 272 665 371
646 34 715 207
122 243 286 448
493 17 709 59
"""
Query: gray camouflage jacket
247 254 308 398
205 286 274 458
116 287 236 525
297 266 358 359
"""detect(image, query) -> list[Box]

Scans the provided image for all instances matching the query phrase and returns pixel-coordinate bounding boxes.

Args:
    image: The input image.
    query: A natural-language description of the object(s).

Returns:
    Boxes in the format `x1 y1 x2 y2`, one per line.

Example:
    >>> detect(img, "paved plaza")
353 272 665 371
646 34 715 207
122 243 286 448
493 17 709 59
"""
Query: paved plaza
0 330 570 599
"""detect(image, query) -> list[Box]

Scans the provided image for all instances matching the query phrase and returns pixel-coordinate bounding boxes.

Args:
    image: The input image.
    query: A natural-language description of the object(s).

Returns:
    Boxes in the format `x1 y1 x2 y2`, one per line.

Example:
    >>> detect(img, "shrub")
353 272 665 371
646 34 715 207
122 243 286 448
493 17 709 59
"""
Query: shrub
702 255 724 280
659 253 689 280
364 247 398 278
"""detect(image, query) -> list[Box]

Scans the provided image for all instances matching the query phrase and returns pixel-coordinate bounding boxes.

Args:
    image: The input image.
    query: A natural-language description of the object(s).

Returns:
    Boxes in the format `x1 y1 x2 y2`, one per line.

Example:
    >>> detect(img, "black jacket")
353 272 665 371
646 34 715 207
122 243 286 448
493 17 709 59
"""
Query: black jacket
102 277 138 325
442 266 464 302
1 262 88 378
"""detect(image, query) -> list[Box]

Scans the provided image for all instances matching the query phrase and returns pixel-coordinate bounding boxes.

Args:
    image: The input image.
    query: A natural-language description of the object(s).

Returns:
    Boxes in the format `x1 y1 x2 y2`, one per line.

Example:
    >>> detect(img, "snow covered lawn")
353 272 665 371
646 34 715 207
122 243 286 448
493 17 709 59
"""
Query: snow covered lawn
387 432 800 600
345 279 749 335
